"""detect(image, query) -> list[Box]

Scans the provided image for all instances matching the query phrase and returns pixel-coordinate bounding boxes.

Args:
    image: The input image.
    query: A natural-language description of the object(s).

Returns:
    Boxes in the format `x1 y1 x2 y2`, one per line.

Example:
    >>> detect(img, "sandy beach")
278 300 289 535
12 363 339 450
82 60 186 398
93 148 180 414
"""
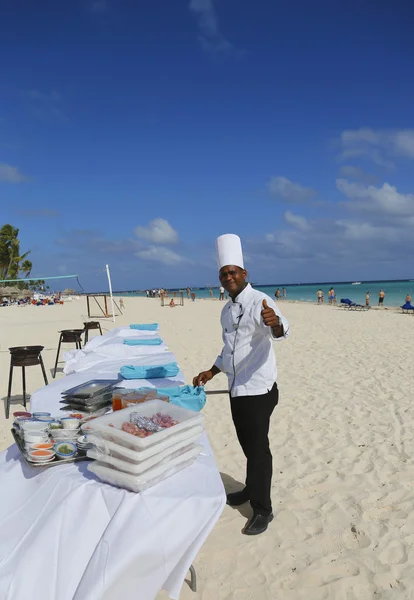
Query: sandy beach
1 297 414 599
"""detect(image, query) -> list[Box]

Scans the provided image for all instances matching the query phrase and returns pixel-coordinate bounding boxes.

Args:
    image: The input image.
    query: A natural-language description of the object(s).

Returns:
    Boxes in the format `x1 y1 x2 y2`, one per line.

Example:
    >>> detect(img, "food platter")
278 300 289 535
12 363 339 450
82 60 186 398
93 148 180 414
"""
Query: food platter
11 429 92 469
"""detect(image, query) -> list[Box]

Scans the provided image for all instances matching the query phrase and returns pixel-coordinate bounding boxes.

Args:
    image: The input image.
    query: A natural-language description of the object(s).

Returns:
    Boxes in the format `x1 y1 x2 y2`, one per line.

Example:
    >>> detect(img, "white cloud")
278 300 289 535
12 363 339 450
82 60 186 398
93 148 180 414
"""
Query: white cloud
335 220 400 243
338 165 377 185
336 178 414 218
189 0 234 53
0 163 28 183
284 210 310 231
135 246 191 266
394 131 414 158
268 176 316 203
265 233 275 242
135 218 178 245
339 128 414 167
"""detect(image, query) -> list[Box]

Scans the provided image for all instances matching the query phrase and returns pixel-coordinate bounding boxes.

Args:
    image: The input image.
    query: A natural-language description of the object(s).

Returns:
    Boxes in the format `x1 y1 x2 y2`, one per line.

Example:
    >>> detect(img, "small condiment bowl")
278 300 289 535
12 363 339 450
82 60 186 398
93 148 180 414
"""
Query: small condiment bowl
13 411 32 418
33 412 51 418
35 416 55 423
28 449 55 462
31 442 54 451
24 432 50 444
21 421 48 433
51 429 79 439
49 422 62 430
13 417 31 431
61 418 80 430
54 442 77 459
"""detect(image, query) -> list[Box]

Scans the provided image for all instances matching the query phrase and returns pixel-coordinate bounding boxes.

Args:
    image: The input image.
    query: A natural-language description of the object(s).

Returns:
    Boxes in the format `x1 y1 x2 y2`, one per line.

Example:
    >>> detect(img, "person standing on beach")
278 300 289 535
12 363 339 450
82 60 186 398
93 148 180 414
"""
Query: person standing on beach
186 287 191 300
317 289 324 303
378 289 385 307
366 291 370 307
193 234 290 536
219 285 225 301
328 288 335 304
275 288 281 300
405 293 412 304
282 287 286 299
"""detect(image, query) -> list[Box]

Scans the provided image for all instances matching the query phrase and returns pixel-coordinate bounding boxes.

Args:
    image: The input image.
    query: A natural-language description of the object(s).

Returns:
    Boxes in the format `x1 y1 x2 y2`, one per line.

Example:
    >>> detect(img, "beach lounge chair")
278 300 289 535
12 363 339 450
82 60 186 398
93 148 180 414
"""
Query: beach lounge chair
340 298 368 311
401 302 414 314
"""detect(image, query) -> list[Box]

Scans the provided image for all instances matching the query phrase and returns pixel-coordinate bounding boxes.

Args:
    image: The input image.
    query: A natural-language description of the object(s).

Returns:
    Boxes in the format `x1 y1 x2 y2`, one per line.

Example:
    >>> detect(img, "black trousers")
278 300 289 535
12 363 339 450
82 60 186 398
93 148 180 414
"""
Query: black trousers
230 383 278 516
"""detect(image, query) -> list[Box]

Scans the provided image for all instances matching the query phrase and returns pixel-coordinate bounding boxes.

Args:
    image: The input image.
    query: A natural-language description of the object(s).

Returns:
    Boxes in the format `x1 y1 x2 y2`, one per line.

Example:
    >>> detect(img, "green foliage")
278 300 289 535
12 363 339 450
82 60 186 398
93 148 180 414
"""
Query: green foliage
0 224 32 287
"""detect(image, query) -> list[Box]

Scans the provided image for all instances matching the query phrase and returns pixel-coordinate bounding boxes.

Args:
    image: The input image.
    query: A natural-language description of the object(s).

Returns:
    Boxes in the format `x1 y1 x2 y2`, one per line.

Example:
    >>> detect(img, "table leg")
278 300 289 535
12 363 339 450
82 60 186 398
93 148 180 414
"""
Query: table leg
189 564 197 592
22 366 27 409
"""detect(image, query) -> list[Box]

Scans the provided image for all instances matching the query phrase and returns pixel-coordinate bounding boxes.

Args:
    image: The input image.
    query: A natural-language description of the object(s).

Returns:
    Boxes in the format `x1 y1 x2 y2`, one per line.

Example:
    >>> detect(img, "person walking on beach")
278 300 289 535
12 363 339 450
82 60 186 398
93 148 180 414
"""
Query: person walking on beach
317 289 324 303
378 289 385 307
366 291 370 307
186 287 191 300
193 234 289 536
219 285 225 301
119 298 125 310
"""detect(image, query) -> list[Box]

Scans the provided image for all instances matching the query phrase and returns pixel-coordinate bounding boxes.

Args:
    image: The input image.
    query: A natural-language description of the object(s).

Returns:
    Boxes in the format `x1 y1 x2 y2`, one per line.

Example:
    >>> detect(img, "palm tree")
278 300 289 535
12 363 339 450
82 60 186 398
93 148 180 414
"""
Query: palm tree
0 224 31 282
21 259 32 278
0 225 19 280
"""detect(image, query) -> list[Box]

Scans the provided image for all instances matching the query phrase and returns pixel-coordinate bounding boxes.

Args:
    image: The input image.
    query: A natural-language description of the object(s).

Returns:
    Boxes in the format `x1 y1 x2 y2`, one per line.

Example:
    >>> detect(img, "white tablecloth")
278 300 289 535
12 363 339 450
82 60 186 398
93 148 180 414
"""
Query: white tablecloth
0 330 226 599
0 433 225 600
63 328 169 376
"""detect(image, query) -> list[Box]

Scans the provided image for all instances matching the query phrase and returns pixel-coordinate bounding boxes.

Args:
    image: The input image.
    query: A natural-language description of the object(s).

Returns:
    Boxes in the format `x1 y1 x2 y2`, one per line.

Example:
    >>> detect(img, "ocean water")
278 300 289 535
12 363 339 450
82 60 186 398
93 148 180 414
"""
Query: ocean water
114 280 413 308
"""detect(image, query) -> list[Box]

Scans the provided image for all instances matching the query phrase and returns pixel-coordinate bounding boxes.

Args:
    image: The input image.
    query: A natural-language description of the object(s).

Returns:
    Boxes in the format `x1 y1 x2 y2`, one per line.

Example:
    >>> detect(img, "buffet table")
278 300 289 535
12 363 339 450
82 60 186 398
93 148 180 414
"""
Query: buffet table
0 335 226 600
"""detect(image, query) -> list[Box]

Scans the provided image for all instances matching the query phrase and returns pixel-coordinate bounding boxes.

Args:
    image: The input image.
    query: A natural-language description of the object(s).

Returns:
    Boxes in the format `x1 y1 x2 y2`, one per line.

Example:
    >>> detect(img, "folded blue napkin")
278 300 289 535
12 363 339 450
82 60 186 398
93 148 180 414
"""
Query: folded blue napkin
138 385 206 412
129 323 159 331
124 338 163 346
120 362 179 380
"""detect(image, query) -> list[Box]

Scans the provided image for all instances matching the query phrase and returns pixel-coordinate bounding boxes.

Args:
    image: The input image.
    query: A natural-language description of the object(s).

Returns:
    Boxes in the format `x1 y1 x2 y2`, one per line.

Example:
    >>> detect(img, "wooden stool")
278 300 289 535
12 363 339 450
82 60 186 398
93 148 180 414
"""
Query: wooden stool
6 346 48 419
53 329 84 378
83 321 103 344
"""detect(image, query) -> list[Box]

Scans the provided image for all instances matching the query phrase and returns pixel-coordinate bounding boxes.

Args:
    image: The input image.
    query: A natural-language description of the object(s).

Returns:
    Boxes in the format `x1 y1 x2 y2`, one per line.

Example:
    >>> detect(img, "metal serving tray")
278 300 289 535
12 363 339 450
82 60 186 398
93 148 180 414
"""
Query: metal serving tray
60 400 112 413
60 390 113 407
11 429 92 469
61 379 119 399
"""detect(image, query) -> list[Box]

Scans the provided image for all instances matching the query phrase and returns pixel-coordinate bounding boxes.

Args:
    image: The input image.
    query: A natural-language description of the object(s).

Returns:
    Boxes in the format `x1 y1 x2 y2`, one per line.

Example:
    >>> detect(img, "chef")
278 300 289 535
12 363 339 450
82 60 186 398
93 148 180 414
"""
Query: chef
193 234 290 535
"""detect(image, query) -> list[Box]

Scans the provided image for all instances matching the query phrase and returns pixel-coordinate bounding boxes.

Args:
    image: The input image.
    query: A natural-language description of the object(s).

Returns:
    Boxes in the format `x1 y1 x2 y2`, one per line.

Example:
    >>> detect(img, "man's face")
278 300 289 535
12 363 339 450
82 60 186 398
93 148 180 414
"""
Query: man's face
219 265 247 296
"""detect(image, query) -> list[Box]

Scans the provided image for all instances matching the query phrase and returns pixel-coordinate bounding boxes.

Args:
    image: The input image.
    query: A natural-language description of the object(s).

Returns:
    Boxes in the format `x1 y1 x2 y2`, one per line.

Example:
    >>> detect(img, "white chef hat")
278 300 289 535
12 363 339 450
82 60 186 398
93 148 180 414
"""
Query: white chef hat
216 234 244 270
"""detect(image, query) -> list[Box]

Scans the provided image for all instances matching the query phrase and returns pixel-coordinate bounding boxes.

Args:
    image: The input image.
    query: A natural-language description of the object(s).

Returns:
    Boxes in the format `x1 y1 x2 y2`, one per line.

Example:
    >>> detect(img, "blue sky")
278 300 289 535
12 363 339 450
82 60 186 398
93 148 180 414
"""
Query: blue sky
1 0 414 291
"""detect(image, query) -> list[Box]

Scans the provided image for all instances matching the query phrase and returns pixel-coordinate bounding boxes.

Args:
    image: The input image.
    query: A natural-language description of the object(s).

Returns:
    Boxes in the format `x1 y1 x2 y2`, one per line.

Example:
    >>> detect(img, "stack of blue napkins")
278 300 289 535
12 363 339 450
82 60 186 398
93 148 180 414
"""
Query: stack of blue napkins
120 362 179 380
124 338 163 346
129 323 159 331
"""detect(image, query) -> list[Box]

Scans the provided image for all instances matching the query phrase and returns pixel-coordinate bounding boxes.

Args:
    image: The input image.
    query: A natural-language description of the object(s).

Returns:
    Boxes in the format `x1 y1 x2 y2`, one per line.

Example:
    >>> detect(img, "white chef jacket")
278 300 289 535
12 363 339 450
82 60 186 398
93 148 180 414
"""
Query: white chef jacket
214 284 289 397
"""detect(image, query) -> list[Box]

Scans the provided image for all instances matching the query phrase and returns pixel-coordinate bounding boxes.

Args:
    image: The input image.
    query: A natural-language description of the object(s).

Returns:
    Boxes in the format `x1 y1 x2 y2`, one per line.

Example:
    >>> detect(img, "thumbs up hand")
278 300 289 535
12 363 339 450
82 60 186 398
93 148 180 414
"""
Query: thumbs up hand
261 298 280 328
